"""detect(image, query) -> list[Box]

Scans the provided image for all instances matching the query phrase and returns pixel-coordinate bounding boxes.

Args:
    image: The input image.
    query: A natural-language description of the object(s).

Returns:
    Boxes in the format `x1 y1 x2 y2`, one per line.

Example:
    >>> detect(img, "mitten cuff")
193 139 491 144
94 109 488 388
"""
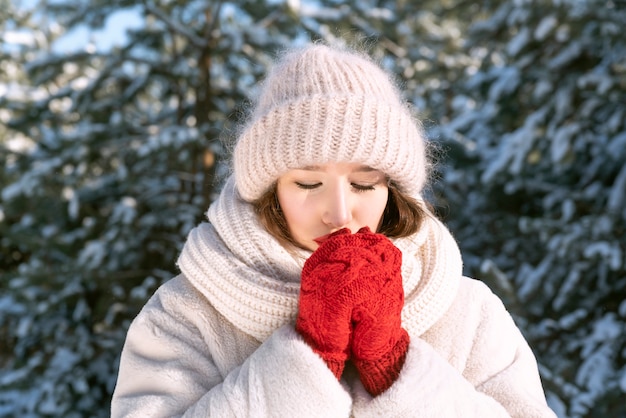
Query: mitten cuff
354 329 410 396
296 326 348 380
324 357 346 380
309 349 346 380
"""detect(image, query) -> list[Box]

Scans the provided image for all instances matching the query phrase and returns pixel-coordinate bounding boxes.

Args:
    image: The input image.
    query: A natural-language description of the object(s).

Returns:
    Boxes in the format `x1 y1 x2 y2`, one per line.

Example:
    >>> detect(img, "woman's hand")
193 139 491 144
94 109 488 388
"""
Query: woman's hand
295 227 409 390
349 227 410 397
295 228 372 378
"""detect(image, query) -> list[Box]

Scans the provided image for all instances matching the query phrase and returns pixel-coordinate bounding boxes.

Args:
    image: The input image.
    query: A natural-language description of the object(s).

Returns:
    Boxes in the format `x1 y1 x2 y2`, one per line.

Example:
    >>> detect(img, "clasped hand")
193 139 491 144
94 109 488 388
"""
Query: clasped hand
296 227 410 396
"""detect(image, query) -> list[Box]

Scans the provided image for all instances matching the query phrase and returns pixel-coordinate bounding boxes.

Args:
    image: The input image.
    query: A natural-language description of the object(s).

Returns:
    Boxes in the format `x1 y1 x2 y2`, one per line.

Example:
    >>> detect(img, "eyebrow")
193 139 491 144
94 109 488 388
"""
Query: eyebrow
299 165 377 172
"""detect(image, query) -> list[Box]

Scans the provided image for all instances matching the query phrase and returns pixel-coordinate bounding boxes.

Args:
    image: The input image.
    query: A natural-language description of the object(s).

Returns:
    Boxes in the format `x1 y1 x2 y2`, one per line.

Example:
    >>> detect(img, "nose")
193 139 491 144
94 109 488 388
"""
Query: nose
322 183 353 228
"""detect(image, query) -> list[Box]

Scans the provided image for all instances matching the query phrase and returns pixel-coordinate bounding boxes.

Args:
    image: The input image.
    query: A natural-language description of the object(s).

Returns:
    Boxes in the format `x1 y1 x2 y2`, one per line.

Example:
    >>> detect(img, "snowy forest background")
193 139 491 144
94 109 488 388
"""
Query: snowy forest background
1 0 625 416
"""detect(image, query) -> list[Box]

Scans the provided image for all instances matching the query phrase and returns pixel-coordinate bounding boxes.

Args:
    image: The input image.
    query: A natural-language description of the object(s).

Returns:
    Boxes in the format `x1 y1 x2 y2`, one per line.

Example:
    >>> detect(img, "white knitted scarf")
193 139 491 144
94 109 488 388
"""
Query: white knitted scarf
177 177 463 342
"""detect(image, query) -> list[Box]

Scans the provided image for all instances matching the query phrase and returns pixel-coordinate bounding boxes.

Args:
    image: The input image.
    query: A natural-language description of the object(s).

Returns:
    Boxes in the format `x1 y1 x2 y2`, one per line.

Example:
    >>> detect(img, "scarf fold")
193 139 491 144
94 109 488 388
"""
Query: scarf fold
177 177 462 341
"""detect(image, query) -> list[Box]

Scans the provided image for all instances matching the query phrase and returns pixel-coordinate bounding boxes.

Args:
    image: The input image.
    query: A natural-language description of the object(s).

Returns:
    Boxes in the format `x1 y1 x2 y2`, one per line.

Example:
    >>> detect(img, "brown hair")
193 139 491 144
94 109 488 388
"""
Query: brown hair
252 180 428 249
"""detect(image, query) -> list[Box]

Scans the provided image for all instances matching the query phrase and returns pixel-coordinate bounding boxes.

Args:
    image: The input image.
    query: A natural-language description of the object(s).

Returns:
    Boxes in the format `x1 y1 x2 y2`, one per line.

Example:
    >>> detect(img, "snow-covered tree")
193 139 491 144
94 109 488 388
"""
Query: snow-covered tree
0 1 306 415
3 0 624 416
3 1 461 415
434 1 626 416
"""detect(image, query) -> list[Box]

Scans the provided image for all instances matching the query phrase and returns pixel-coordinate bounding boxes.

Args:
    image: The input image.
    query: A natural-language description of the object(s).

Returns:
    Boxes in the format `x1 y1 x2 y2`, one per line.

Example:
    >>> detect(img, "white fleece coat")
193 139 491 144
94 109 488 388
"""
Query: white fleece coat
111 178 556 417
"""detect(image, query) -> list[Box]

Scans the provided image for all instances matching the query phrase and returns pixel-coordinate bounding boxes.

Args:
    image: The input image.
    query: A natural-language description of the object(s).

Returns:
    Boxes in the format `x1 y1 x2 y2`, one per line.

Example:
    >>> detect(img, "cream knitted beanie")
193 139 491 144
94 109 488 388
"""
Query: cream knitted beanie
233 44 428 202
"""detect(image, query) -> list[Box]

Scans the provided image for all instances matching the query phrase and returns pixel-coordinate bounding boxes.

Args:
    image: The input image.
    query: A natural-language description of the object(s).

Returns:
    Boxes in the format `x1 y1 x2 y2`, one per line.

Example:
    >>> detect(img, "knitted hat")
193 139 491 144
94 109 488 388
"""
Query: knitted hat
233 44 428 202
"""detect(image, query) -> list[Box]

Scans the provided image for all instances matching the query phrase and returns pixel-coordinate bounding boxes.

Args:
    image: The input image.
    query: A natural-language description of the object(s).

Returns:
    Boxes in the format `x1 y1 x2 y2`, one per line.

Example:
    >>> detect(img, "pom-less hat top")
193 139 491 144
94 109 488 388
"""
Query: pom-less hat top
233 44 427 202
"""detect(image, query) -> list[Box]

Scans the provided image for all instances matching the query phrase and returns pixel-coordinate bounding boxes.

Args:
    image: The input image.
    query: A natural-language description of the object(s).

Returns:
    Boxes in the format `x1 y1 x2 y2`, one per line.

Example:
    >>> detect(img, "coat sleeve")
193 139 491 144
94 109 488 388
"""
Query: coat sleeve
111 278 352 418
351 279 557 418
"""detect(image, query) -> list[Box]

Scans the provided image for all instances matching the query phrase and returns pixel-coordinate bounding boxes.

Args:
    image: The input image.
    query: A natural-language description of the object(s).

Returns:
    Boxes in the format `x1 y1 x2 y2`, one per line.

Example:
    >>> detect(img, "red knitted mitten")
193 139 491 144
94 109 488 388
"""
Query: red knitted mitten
295 228 385 379
350 227 410 397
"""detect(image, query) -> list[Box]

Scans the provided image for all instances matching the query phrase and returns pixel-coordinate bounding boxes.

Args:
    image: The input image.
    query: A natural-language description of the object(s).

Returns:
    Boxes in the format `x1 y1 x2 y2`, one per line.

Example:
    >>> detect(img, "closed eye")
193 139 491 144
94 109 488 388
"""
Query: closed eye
351 183 377 192
295 182 322 190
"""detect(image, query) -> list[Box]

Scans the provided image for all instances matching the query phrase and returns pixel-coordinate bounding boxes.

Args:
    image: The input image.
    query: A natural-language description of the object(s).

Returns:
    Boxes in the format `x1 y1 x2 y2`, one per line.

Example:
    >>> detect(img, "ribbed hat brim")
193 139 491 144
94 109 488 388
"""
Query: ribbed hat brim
234 94 426 201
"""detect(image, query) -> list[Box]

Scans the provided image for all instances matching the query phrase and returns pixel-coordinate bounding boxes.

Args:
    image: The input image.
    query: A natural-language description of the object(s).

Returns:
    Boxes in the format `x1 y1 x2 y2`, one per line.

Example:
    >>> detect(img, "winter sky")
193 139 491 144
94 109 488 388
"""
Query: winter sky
13 0 144 53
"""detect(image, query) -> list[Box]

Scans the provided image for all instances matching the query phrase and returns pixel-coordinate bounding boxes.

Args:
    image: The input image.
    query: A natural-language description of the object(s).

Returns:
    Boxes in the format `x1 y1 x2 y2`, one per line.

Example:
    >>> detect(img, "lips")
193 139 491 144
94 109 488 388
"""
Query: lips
313 228 352 245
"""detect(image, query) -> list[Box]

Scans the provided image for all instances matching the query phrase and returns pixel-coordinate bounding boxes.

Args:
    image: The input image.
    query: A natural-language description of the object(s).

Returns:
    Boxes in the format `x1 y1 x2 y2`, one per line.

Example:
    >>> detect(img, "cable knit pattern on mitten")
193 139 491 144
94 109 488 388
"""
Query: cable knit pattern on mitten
295 228 354 378
296 228 400 378
342 227 411 396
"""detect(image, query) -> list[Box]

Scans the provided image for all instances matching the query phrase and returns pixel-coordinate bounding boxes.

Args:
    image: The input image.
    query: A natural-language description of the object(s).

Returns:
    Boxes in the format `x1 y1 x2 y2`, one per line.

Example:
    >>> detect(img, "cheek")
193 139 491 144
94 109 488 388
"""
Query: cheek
276 189 311 231
366 189 389 228
280 200 306 228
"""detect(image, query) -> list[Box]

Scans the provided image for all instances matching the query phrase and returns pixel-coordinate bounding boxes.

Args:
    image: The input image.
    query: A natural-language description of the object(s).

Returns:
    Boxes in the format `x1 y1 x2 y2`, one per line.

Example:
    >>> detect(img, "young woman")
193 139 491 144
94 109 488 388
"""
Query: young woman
111 44 557 417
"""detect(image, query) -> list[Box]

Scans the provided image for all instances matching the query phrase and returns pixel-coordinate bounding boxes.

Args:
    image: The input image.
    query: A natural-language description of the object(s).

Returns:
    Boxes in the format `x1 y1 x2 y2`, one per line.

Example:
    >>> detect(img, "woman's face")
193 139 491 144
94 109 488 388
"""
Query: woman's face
276 162 389 251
